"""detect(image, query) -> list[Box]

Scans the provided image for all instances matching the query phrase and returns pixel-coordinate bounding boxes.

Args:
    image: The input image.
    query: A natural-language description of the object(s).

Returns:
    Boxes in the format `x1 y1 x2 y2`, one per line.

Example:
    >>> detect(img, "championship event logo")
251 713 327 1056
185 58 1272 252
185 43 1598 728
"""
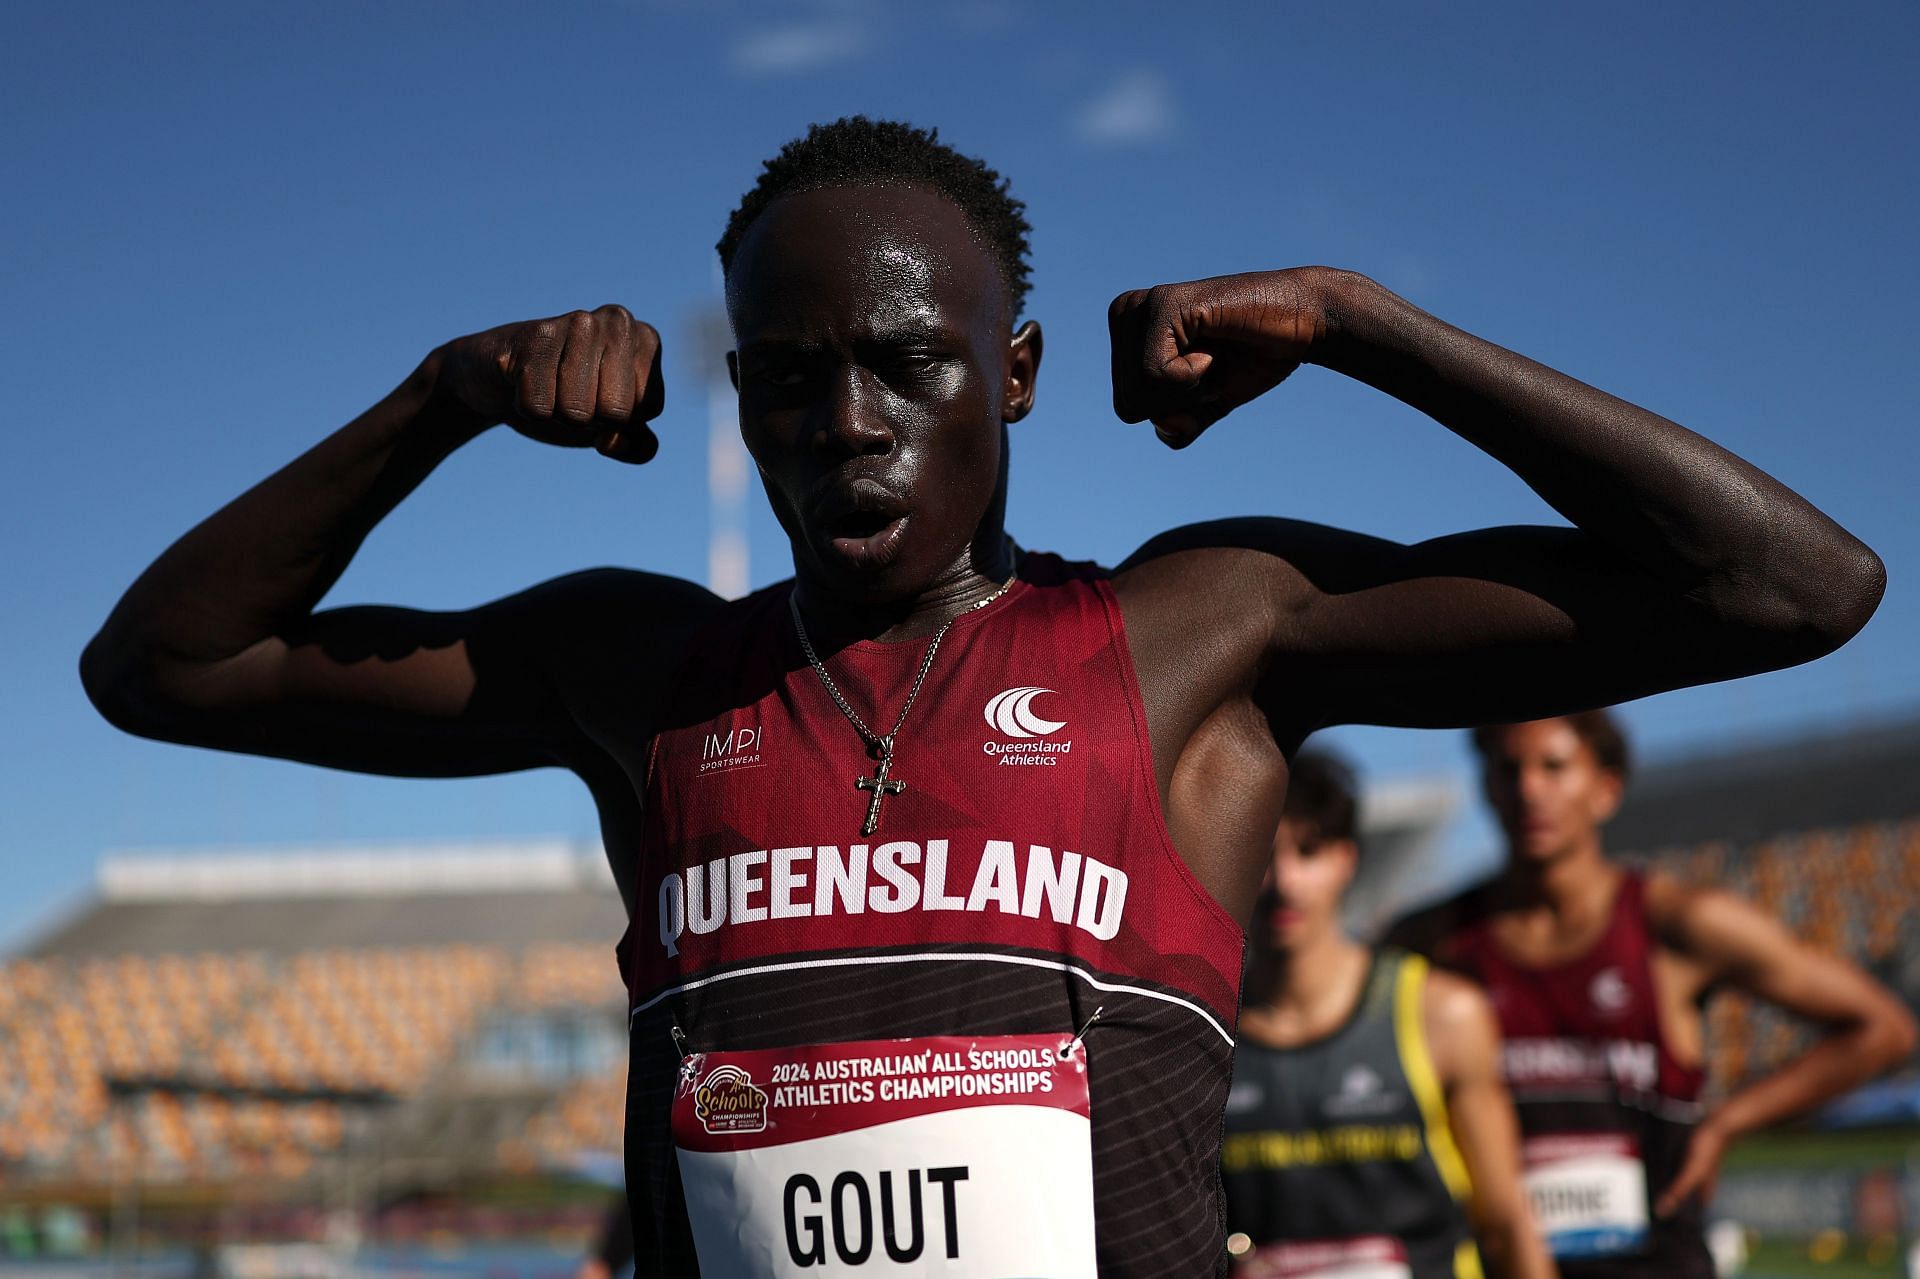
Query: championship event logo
693 1064 770 1134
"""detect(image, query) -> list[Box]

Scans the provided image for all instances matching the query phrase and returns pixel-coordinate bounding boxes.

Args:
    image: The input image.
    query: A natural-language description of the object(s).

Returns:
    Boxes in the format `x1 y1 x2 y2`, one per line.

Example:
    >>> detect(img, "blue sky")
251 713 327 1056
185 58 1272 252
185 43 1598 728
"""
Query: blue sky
4 1 1916 948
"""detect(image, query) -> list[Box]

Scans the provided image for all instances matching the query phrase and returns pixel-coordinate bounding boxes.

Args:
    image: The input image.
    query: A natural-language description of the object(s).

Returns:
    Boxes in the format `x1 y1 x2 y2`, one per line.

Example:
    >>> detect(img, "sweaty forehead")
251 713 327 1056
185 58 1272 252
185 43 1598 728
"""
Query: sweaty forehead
725 184 1008 340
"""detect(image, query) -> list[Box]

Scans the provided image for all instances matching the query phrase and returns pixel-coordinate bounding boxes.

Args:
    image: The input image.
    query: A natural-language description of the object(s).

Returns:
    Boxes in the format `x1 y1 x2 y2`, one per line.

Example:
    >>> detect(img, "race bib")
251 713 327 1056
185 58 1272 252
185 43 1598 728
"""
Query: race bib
672 1033 1096 1277
1233 1236 1411 1278
1523 1133 1650 1258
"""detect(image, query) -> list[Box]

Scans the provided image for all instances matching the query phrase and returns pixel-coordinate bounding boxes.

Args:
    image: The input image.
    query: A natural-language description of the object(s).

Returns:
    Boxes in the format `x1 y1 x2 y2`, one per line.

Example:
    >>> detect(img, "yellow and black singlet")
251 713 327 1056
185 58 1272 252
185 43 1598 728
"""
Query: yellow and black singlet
1222 950 1481 1279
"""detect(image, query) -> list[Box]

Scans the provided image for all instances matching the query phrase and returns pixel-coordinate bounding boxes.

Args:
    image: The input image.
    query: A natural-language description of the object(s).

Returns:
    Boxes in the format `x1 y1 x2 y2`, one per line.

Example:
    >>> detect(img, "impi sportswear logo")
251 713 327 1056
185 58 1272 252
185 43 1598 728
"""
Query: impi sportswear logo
982 686 1072 767
699 722 766 777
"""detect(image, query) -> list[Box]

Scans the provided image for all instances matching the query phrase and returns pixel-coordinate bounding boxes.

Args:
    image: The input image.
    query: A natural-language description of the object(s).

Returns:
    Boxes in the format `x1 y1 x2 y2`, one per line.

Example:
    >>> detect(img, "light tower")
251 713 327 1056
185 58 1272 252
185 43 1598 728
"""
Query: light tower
692 295 749 600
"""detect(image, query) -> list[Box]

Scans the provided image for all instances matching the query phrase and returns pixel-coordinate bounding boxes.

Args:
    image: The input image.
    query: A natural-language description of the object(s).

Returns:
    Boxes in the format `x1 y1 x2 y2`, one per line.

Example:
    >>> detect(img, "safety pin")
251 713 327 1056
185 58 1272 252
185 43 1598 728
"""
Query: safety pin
1061 1006 1104 1060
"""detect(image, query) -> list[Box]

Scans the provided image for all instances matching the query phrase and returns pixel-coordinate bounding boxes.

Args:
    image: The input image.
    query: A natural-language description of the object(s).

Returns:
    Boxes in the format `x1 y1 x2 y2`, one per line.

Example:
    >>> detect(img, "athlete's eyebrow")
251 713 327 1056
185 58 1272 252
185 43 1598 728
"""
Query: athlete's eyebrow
860 324 964 350
735 337 822 359
736 326 964 359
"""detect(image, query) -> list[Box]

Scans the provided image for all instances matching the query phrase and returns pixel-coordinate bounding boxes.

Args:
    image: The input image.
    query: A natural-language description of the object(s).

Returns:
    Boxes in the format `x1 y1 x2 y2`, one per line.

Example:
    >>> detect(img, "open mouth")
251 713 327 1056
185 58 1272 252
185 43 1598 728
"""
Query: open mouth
825 509 901 541
813 482 911 571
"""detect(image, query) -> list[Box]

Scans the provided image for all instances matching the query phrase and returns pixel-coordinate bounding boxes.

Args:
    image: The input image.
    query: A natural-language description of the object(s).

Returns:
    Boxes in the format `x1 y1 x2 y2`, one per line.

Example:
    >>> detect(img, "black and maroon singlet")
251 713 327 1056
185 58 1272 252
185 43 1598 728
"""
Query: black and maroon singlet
616 554 1246 1277
1438 872 1711 1279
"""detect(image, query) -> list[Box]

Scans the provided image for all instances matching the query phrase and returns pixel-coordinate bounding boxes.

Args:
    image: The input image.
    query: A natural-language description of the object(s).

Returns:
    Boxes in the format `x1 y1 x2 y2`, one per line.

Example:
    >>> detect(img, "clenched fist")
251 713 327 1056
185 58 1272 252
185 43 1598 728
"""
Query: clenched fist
1108 268 1333 449
433 304 665 464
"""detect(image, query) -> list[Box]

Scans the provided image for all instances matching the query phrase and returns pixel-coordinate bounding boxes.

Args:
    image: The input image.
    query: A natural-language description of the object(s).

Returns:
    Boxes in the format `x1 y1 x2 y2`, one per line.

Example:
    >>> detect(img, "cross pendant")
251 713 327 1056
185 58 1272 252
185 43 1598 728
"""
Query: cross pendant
854 751 907 836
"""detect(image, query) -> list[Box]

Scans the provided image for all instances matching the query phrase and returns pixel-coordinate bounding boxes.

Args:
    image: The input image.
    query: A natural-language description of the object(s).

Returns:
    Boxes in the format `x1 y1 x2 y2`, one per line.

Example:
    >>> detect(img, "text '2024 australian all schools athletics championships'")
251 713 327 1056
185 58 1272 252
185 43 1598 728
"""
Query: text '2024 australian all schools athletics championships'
673 1033 1096 1276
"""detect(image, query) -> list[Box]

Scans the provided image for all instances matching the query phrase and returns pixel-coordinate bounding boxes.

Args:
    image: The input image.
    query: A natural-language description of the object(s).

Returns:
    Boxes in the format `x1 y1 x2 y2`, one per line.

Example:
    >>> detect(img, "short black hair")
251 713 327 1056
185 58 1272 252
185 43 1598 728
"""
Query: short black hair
718 116 1033 318
1283 751 1360 849
1470 709 1632 781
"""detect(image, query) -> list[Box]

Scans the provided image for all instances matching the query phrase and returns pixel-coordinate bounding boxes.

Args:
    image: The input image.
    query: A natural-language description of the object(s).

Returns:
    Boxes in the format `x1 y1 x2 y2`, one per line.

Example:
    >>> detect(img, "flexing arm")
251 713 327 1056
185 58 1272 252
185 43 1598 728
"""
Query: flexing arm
80 306 711 778
1424 972 1558 1279
1647 875 1917 1215
1110 269 1884 739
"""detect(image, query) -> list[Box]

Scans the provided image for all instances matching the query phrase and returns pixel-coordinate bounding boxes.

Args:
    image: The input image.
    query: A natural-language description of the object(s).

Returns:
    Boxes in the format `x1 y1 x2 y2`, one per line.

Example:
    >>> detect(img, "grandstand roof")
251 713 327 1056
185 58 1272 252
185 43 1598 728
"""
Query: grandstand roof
1608 712 1920 853
20 842 626 958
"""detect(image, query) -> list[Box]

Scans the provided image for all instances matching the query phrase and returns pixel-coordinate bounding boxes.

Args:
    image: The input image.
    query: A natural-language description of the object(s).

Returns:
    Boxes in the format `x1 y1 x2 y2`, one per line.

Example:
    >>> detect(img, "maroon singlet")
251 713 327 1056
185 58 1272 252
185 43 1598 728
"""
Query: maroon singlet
1439 872 1711 1279
617 554 1246 1276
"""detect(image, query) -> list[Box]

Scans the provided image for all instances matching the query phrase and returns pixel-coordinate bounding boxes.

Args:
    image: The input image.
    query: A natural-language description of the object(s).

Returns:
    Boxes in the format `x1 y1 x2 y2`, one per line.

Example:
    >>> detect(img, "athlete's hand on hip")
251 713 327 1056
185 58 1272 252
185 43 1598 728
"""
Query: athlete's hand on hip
1108 268 1331 448
433 305 664 464
1655 1114 1733 1217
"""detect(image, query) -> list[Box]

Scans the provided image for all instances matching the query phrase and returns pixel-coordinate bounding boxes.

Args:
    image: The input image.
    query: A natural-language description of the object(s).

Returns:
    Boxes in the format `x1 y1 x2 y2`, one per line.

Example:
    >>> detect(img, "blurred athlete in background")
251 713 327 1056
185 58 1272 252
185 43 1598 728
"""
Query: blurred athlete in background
1226 753 1555 1279
1393 712 1915 1277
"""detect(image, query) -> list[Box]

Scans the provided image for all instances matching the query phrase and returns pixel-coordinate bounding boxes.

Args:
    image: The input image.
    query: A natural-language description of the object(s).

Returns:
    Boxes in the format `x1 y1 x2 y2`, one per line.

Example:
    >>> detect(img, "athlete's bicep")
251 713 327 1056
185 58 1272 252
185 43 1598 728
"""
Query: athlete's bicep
101 568 721 779
1126 517 1780 738
1668 884 1903 1028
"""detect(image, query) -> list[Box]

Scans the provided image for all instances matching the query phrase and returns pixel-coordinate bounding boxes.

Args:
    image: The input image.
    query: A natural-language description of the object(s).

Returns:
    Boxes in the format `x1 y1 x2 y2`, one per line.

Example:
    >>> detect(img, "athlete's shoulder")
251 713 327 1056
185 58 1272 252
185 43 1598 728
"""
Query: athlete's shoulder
1118 517 1400 571
1112 519 1409 658
501 568 723 678
1382 880 1498 958
1419 965 1497 1034
1015 549 1111 586
1637 866 1785 964
506 564 720 613
1416 962 1502 1086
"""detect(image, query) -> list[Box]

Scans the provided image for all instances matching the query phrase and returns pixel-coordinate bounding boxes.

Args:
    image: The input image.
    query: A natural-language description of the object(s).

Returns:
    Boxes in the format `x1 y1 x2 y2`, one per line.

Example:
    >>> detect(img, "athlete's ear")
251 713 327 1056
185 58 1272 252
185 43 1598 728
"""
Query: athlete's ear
1591 768 1626 825
1003 321 1043 423
726 350 740 393
1328 839 1360 897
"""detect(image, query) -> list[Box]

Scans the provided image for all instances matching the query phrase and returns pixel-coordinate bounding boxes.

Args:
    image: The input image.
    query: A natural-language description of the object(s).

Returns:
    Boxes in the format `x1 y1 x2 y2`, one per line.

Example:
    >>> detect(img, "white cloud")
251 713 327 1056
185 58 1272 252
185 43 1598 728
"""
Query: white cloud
1074 70 1179 145
730 19 871 74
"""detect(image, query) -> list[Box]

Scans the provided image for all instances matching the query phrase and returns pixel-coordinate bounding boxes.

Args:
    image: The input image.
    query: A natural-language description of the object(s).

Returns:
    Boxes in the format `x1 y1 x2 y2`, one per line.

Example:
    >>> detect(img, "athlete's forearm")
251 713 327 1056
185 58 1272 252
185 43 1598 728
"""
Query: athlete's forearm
1310 270 1884 653
82 350 486 702
1711 1004 1916 1141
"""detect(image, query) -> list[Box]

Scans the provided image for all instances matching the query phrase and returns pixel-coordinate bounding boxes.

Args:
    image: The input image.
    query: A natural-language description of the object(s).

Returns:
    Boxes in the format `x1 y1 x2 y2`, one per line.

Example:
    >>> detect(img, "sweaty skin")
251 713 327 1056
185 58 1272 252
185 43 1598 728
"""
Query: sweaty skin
1391 719 1917 1218
81 185 1885 934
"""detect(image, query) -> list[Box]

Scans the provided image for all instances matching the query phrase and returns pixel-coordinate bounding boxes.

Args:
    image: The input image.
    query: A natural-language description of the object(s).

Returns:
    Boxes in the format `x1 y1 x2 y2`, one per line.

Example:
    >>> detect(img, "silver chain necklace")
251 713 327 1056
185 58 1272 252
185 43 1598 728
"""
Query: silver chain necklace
789 575 1016 836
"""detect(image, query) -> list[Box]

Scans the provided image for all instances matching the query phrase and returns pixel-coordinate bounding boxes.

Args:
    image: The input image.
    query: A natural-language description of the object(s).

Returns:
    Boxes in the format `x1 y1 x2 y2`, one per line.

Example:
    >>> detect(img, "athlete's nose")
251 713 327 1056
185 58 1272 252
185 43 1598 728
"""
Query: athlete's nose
811 368 895 458
1514 763 1554 807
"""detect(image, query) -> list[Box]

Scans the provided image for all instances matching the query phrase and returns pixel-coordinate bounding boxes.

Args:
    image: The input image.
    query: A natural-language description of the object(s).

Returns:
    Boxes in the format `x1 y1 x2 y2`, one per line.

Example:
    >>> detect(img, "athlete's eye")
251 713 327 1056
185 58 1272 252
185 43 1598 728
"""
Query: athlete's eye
757 364 810 389
881 352 960 394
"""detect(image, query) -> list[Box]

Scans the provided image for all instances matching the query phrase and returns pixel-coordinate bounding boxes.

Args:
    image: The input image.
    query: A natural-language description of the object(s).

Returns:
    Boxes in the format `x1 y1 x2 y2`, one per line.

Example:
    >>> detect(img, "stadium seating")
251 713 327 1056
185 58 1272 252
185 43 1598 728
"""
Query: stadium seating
0 944 620 1186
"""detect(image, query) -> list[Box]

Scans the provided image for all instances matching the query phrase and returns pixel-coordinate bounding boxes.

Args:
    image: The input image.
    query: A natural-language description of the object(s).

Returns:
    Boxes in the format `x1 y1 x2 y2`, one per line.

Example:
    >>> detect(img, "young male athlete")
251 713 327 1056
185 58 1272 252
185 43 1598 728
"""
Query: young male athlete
82 118 1886 1276
1225 754 1554 1279
1392 712 1915 1278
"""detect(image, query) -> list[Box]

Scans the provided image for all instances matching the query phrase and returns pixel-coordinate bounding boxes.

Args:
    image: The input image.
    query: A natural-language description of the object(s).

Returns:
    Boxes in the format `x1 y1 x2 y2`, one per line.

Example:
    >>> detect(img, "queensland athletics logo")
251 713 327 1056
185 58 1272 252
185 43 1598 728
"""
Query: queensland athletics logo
982 687 1073 768
1589 966 1633 1017
692 1064 769 1134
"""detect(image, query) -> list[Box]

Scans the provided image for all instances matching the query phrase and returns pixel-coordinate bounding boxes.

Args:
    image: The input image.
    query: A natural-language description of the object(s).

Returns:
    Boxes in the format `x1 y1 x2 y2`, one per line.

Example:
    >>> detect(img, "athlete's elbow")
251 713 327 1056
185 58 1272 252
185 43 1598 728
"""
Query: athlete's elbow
1865 1000 1918 1074
1707 540 1886 670
1794 537 1887 654
80 630 198 741
81 630 136 722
